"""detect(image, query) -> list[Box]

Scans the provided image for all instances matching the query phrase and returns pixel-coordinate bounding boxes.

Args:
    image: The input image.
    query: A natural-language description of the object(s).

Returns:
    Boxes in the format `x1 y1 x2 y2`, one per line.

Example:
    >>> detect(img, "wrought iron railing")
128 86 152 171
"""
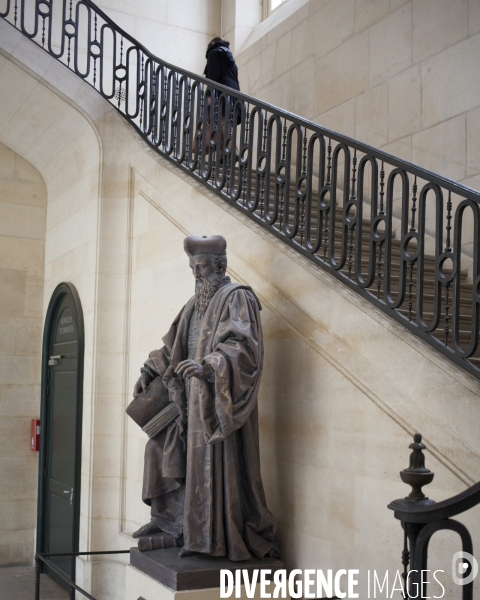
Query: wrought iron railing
389 434 479 600
2 0 480 378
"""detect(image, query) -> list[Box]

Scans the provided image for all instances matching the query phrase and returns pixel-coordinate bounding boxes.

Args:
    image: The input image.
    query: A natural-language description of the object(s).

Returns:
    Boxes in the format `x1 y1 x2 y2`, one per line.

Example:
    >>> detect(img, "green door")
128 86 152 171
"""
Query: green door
39 285 83 590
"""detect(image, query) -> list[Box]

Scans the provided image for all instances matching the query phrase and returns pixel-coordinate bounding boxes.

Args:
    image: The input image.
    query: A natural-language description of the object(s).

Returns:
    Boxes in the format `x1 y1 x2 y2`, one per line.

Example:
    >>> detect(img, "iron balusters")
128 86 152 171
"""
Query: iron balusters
2 0 480 378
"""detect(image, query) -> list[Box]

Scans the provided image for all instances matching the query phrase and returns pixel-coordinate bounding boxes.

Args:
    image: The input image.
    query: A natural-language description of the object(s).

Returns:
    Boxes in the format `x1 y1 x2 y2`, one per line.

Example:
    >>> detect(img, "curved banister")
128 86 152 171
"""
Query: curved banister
389 435 478 599
1 0 474 197
389 481 480 524
2 0 480 378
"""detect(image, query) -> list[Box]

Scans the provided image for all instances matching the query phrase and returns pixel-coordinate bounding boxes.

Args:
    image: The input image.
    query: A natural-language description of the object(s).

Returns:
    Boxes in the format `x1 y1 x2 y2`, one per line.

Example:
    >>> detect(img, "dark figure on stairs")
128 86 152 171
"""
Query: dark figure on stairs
196 38 241 155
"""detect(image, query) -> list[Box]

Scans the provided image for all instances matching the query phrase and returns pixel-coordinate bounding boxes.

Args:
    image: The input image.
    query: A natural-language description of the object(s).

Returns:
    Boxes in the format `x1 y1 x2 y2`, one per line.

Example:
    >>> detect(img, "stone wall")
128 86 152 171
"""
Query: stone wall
95 0 222 76
221 0 263 54
0 28 104 575
100 117 480 598
2 16 480 600
118 141 480 600
235 0 480 193
0 141 46 565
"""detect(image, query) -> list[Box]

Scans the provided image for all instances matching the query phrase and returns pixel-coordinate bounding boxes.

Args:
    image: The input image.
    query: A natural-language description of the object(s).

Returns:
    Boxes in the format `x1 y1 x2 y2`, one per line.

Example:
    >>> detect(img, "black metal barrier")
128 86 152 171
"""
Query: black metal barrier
389 434 479 599
2 0 480 380
34 550 130 600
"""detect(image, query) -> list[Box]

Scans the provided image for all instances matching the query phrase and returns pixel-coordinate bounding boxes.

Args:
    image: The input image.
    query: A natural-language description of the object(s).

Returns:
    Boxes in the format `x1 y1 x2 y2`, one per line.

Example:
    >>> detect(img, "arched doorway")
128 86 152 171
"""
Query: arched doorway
37 283 84 588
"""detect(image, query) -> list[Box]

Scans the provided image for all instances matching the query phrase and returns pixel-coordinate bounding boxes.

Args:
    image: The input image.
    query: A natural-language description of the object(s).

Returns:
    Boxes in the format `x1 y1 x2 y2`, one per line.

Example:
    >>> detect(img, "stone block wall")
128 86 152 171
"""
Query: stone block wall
0 141 46 565
0 23 105 571
235 0 480 192
221 0 263 54
95 0 222 76
116 139 480 599
2 14 480 600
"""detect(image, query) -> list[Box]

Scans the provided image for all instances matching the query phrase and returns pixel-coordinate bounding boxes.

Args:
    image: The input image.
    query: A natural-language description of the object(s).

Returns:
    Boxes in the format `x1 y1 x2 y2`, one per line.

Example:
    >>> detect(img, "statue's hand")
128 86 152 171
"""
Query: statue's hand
133 371 152 397
175 359 212 380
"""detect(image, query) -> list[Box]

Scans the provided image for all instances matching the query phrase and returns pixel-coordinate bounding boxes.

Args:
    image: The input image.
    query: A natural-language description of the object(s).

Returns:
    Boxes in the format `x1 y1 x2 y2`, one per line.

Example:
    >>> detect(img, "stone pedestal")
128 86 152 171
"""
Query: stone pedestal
125 547 284 600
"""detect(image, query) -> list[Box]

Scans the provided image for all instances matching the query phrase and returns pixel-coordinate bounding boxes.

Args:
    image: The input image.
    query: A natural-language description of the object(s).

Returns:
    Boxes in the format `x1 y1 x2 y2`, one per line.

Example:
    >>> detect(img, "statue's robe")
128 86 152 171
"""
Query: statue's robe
141 282 278 561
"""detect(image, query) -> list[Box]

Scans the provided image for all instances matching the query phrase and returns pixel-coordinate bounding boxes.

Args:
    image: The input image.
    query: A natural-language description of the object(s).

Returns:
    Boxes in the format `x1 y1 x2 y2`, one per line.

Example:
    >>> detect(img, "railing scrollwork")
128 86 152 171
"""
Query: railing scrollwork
2 0 480 378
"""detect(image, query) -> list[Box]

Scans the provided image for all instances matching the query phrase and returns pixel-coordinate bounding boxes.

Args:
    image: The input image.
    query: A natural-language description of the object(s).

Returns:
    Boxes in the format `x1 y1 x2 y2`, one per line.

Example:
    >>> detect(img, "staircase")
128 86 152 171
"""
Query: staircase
2 0 480 378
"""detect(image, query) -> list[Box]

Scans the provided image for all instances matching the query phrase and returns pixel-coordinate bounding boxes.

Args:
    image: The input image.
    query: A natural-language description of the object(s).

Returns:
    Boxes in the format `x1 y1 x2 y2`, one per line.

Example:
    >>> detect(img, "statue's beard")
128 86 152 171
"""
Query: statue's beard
194 273 230 317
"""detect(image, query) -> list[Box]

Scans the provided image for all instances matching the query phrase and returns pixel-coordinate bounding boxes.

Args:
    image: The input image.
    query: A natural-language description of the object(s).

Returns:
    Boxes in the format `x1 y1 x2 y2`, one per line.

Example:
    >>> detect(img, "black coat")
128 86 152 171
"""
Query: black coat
204 41 240 92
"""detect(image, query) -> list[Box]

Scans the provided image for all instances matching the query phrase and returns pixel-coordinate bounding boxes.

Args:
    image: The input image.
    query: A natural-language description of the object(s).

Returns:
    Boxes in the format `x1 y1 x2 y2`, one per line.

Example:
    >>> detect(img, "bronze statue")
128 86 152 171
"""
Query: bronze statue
127 235 279 562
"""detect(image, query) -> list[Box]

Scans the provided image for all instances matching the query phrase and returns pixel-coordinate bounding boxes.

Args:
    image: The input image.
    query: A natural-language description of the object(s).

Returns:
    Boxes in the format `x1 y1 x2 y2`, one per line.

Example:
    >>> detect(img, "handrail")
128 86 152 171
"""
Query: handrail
389 480 480 524
388 434 478 599
35 549 130 600
2 0 480 378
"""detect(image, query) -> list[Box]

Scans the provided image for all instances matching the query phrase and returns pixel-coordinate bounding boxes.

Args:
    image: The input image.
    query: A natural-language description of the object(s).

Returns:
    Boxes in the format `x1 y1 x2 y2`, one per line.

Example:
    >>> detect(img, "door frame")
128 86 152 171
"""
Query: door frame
36 282 85 577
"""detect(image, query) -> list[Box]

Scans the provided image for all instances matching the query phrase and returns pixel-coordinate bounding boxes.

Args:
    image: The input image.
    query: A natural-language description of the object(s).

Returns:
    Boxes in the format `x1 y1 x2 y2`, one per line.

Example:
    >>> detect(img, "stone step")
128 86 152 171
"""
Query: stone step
395 301 474 317
431 328 480 344
336 263 468 285
345 258 468 281
397 309 477 326
393 291 474 308
357 274 474 293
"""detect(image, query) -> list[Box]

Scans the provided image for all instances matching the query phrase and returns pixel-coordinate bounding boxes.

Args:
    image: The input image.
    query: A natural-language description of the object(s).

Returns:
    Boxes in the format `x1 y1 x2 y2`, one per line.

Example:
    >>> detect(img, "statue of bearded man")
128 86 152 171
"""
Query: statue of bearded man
128 235 279 562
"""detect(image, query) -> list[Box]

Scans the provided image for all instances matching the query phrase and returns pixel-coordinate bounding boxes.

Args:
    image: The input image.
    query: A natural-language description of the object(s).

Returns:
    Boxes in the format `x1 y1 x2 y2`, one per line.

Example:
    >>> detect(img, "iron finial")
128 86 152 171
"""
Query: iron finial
400 433 435 504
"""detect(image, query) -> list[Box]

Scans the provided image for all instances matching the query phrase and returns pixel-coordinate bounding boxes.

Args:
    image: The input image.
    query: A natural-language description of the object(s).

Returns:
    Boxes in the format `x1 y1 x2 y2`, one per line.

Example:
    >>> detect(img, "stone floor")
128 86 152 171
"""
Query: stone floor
0 565 69 599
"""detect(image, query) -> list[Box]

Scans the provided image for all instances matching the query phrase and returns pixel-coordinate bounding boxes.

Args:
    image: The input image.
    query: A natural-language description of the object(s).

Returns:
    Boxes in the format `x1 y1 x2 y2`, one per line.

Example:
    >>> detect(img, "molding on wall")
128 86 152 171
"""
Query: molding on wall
118 165 136 536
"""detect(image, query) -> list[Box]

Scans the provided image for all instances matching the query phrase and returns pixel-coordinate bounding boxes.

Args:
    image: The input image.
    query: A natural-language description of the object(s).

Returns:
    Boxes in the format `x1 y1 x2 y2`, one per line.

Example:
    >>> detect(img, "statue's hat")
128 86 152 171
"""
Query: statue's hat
184 235 226 256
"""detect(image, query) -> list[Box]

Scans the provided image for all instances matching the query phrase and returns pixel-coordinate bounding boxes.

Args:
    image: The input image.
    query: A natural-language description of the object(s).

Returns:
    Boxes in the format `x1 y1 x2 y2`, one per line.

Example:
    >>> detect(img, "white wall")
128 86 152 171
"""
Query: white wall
0 141 46 565
114 136 480 599
221 0 263 53
95 0 222 75
0 22 106 585
235 0 480 193
118 147 480 600
2 15 480 600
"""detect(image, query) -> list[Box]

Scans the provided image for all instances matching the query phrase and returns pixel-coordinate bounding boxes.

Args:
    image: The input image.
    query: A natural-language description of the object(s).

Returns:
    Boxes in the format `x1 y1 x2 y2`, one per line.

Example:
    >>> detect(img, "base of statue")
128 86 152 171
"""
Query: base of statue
126 547 284 599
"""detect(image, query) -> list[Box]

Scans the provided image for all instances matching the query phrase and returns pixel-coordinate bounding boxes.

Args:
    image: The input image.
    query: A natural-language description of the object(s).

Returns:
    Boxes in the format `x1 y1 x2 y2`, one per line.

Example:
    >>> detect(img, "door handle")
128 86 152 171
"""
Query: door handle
63 488 74 505
49 355 63 366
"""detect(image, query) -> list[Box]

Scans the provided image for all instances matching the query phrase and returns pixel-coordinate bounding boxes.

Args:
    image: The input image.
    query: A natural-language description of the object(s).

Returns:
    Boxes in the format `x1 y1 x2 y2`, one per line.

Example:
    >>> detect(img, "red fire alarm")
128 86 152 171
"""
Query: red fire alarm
31 419 40 451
